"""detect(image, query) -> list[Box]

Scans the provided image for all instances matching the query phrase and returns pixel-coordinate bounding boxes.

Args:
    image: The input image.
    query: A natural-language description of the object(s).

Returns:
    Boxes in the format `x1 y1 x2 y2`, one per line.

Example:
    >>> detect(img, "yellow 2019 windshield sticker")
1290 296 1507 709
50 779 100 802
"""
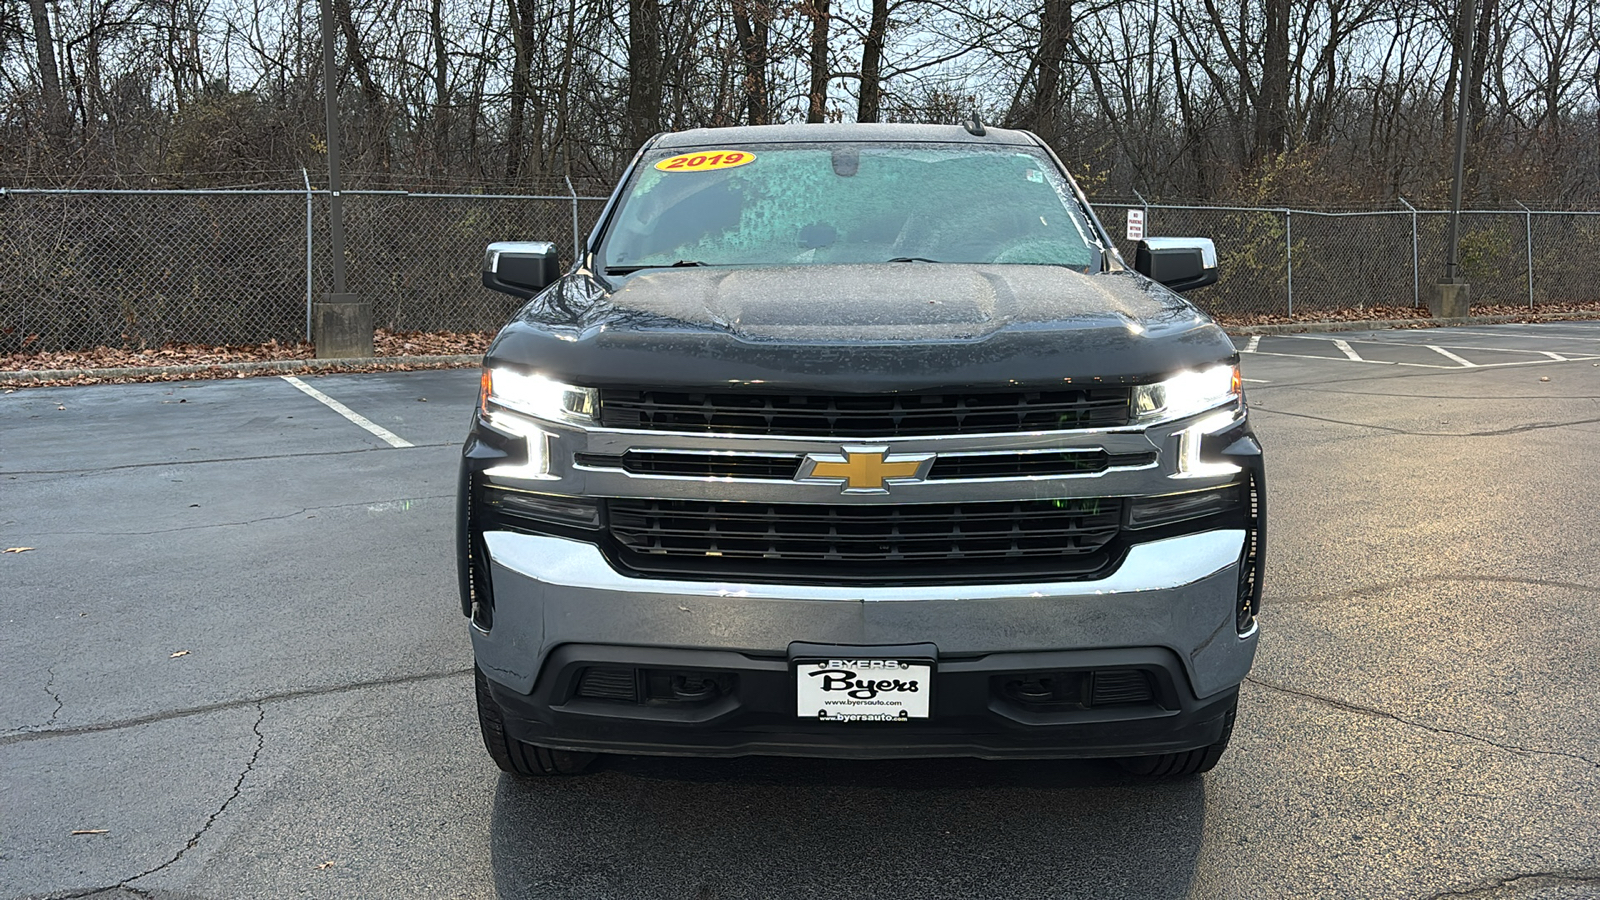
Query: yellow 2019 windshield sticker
654 150 756 172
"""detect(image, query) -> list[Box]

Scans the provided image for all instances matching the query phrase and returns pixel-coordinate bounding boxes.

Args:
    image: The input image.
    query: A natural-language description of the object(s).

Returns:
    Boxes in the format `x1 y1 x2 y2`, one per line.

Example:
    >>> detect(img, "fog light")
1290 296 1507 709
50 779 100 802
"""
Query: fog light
1127 483 1241 529
483 487 601 529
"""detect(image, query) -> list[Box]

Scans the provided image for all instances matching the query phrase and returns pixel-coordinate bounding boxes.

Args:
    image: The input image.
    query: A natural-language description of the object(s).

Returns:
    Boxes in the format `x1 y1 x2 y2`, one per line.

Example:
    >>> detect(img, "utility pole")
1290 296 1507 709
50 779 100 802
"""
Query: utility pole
1433 0 1477 319
314 0 373 357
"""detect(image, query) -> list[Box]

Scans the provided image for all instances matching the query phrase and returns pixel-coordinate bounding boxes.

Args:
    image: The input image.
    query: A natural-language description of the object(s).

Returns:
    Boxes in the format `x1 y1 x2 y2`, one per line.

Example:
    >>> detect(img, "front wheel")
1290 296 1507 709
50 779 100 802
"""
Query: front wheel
475 666 596 776
1116 700 1236 777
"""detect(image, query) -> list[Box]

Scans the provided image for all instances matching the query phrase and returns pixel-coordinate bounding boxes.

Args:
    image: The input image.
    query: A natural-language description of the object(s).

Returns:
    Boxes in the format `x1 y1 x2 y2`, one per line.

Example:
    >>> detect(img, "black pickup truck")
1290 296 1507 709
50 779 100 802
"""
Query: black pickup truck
459 123 1264 777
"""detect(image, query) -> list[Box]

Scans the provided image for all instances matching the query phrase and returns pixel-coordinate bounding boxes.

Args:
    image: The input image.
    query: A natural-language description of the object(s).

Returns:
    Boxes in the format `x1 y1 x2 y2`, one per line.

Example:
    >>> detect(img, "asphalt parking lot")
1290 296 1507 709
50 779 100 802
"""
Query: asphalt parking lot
3 321 1599 900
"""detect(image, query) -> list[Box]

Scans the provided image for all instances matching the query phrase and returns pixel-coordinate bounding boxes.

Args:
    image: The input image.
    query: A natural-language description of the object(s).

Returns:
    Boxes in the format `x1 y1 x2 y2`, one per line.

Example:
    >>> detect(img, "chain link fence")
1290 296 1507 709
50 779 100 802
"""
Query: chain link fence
4 188 1598 355
316 192 606 336
0 187 608 354
1096 201 1600 319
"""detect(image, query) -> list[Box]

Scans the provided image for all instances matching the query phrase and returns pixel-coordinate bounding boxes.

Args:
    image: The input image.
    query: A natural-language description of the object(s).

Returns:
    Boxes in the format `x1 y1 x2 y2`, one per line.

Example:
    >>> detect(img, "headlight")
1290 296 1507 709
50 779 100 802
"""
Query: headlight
479 367 596 424
478 368 594 482
1133 364 1241 422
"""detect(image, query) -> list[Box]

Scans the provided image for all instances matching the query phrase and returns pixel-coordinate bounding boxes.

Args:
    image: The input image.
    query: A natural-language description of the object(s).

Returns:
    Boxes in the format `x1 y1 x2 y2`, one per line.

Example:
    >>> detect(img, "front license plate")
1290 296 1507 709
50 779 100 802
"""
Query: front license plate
795 658 932 722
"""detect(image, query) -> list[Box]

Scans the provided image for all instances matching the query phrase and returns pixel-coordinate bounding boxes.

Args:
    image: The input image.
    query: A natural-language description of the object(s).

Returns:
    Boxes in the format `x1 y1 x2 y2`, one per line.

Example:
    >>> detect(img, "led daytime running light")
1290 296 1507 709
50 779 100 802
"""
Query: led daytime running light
1177 410 1244 478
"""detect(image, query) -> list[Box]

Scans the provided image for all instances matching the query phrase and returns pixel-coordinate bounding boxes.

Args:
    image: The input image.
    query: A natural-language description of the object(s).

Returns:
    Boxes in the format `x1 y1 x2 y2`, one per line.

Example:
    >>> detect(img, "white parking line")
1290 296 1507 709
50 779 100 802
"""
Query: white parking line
280 375 414 448
1326 337 1600 361
1241 325 1600 372
1428 346 1478 367
1331 339 1363 361
1269 351 1595 370
1227 350 1403 365
1406 328 1600 341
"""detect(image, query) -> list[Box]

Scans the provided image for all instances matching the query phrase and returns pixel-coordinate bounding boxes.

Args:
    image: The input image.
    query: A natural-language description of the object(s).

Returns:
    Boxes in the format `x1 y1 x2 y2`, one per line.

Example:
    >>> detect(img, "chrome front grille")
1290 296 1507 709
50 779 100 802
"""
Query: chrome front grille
597 387 1133 437
926 450 1154 479
576 450 802 479
575 449 1156 481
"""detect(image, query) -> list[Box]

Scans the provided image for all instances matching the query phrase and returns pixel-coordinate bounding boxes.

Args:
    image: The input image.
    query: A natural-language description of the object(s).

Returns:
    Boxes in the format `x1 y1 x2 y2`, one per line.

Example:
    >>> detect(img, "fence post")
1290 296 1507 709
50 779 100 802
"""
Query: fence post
301 168 314 341
564 175 581 263
1284 208 1293 316
1398 196 1420 308
1516 200 1534 309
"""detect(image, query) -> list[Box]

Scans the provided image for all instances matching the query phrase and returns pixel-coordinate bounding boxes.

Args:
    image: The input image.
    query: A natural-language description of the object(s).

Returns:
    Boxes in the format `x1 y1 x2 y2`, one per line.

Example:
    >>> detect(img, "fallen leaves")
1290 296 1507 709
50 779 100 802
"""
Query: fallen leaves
3 303 1598 390
374 329 494 357
1470 301 1600 319
2 328 490 388
315 860 337 870
4 336 315 372
169 650 190 658
3 547 34 554
1212 299 1600 329
2 328 491 374
1212 304 1430 327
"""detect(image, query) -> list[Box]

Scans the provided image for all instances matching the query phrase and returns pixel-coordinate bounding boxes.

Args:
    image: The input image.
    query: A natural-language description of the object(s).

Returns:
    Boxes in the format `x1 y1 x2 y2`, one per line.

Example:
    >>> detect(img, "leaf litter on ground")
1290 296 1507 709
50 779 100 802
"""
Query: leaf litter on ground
4 303 1599 388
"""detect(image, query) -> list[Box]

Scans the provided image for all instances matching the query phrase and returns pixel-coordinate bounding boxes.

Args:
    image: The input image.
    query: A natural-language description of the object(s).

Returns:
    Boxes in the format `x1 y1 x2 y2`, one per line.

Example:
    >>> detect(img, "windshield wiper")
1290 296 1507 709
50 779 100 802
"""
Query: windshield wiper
886 256 944 263
605 260 711 274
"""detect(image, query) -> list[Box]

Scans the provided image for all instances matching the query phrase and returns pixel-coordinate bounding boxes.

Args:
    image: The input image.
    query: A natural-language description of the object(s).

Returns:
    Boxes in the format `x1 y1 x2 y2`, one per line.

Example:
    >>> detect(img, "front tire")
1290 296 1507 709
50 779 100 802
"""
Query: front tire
1116 700 1236 777
475 665 596 776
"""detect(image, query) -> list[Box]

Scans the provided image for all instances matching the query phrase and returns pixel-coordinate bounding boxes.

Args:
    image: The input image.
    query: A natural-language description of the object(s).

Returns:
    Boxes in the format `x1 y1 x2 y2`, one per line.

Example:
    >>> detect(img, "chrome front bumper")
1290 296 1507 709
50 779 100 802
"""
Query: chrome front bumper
470 527 1256 701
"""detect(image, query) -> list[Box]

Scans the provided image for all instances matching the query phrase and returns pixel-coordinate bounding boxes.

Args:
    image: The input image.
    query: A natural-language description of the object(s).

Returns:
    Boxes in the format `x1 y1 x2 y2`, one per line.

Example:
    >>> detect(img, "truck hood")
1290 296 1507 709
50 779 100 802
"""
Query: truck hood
485 263 1236 391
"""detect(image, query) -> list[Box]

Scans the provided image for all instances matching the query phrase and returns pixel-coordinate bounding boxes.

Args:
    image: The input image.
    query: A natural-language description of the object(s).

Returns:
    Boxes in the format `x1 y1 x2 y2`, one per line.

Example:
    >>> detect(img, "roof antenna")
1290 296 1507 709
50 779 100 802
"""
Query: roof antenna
961 111 986 137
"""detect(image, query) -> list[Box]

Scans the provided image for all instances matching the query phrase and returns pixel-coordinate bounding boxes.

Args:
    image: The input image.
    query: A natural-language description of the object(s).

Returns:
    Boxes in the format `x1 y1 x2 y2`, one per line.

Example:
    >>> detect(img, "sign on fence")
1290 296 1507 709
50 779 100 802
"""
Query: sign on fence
1125 209 1145 241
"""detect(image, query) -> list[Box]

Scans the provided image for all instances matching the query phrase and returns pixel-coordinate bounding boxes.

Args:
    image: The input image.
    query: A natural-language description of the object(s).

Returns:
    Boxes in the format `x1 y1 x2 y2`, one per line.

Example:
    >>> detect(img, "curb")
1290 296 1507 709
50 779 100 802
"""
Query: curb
1221 310 1600 336
0 353 482 386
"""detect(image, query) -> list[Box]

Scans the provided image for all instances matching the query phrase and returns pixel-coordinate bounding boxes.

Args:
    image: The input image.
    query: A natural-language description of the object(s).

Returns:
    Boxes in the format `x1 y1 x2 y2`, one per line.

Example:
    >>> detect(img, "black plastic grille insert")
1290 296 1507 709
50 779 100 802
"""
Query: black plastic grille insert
606 497 1125 584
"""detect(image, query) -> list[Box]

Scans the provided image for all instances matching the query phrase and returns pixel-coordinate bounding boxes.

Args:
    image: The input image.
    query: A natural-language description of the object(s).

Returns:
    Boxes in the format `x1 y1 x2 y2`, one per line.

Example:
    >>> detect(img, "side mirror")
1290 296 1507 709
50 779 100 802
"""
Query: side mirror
1135 238 1218 292
482 241 561 298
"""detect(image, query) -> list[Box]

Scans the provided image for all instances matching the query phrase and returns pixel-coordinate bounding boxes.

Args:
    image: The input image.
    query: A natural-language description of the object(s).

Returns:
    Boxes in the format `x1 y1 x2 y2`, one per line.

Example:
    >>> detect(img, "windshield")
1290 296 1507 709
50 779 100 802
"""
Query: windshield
598 142 1104 272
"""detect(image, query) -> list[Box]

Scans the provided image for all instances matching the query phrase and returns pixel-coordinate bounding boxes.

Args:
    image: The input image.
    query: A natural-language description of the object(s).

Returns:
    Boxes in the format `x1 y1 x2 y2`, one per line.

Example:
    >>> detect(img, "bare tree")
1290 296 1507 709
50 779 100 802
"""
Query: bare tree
1257 0 1290 160
1029 0 1071 145
627 0 662 149
731 0 771 124
0 0 1595 204
506 0 535 176
856 0 888 122
806 0 829 122
26 0 68 147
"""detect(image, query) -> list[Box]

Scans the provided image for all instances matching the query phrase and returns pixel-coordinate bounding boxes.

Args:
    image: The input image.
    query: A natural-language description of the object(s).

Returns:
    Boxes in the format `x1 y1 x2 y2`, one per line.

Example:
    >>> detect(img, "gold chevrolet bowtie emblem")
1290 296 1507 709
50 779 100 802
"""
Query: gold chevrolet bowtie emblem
797 446 935 493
